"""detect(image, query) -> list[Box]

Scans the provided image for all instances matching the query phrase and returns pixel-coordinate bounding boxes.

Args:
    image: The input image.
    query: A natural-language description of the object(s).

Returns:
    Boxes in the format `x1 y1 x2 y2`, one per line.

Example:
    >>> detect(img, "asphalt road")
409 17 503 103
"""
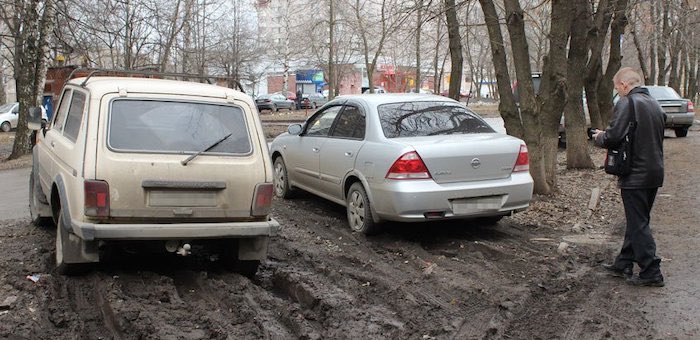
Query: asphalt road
0 167 30 221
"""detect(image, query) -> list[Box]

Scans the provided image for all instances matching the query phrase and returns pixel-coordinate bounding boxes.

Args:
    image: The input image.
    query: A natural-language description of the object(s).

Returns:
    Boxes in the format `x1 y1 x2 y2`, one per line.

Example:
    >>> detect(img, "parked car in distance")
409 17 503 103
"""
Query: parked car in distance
269 94 534 235
300 93 328 109
256 94 294 112
274 90 297 101
363 86 387 94
28 72 279 276
0 102 48 132
644 86 694 137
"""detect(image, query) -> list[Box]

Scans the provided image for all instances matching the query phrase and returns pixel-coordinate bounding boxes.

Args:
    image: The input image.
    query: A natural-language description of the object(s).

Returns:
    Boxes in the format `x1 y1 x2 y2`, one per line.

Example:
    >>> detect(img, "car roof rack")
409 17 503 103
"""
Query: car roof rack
65 67 245 92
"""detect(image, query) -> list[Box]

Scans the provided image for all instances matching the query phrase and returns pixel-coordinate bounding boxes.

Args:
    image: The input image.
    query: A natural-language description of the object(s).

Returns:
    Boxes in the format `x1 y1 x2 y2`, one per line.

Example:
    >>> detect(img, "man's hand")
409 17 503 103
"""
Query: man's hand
591 128 603 140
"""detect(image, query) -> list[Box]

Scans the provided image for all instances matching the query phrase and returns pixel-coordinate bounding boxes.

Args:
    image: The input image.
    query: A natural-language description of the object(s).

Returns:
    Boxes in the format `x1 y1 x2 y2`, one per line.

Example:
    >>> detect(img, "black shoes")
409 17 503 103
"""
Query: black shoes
601 263 633 279
626 275 665 287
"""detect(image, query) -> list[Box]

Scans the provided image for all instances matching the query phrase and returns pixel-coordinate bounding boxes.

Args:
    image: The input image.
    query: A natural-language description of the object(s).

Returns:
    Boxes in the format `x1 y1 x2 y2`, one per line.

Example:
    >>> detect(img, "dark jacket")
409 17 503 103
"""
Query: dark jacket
594 87 665 188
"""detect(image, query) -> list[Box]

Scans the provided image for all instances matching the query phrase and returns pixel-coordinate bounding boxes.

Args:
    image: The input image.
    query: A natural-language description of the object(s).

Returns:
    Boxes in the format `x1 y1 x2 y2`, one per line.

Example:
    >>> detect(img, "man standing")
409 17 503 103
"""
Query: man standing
591 67 666 287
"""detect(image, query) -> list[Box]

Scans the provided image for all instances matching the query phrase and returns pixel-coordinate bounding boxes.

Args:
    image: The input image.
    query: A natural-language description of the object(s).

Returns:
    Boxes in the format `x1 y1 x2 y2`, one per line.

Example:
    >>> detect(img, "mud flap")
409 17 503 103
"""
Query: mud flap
237 236 269 261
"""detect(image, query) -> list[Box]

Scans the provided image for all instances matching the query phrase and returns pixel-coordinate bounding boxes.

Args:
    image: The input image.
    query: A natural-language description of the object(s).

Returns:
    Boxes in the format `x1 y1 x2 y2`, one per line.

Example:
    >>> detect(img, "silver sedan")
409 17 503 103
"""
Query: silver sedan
269 94 533 234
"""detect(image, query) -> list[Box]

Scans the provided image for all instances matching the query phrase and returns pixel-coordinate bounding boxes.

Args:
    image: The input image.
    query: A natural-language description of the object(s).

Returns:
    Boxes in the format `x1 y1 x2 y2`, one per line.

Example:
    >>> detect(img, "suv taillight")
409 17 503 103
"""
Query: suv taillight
513 144 529 172
386 151 432 180
688 101 694 113
252 183 273 217
85 180 110 217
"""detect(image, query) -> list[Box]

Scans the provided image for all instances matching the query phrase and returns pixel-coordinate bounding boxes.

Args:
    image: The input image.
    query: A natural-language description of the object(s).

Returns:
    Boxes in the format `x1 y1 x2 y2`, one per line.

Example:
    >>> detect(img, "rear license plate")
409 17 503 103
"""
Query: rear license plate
662 106 681 113
148 190 218 207
451 195 504 214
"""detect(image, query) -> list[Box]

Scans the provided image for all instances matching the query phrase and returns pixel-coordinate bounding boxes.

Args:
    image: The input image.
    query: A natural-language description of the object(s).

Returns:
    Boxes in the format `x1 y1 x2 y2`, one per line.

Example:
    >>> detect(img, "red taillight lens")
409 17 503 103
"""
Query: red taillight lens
252 183 273 217
513 144 529 172
688 101 694 112
84 180 110 217
386 151 432 180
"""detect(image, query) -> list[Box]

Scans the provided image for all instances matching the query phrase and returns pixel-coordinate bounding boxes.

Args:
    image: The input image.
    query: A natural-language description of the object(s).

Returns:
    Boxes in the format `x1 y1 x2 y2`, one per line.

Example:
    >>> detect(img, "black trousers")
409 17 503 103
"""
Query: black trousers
614 188 662 278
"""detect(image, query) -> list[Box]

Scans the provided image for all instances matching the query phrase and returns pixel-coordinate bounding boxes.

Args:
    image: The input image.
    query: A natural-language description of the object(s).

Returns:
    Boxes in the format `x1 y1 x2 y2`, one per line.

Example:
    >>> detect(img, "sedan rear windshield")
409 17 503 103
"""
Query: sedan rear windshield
379 102 495 138
646 87 681 100
108 99 251 154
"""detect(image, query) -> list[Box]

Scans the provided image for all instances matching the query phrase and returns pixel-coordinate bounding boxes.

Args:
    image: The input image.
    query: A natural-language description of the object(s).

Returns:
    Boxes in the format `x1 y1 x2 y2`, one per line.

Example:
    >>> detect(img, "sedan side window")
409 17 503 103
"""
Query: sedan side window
305 106 342 136
331 106 365 139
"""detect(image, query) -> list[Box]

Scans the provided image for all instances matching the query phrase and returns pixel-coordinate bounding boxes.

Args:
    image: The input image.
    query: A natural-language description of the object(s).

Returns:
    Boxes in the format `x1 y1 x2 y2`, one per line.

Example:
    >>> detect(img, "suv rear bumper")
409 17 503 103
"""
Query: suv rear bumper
71 218 280 241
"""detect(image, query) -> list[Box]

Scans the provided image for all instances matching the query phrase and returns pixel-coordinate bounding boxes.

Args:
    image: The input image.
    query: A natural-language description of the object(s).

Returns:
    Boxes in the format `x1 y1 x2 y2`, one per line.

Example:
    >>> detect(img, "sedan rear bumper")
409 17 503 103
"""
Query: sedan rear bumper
369 173 533 222
71 218 280 241
665 112 694 127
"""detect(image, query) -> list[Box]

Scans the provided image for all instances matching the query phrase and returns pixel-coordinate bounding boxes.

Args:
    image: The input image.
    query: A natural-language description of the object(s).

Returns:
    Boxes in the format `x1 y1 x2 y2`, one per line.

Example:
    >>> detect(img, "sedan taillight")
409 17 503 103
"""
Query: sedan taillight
386 151 432 180
85 180 110 217
688 101 694 112
252 183 273 217
513 144 529 172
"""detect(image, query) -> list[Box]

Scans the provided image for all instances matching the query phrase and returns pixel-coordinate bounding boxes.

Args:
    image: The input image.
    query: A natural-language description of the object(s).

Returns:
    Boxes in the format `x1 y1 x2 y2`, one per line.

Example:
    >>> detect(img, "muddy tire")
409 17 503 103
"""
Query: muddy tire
55 212 89 275
674 127 689 138
346 183 380 235
273 157 295 198
0 121 10 132
28 174 53 227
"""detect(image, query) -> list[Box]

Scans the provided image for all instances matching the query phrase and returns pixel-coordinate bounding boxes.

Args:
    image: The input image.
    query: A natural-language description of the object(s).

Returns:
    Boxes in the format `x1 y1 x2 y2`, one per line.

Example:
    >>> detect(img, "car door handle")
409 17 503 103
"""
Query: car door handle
344 152 353 157
312 147 320 153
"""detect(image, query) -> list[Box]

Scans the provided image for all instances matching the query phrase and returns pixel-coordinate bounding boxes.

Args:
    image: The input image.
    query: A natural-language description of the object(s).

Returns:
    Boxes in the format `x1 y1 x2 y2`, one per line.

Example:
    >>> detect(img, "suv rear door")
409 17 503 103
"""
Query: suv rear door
95 95 267 222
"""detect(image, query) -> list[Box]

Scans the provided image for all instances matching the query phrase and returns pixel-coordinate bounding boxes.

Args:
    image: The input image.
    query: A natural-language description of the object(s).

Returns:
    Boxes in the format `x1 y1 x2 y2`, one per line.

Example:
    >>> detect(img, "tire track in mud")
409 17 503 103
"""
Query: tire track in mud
267 196 552 338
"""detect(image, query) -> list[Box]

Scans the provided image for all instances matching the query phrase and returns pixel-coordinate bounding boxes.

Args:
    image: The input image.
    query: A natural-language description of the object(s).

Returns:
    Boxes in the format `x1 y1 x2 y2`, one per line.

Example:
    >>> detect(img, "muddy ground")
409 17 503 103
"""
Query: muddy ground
0 115 698 339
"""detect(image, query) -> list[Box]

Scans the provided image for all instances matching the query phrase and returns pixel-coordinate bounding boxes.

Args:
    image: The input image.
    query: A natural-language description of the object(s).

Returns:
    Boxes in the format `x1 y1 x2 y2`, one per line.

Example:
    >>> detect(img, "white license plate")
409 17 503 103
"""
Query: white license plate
451 195 504 214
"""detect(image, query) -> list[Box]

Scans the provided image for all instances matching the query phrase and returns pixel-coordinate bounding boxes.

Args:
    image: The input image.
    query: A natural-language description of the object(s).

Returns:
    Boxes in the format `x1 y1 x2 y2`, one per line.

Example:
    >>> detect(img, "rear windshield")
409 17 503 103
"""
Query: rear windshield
379 102 495 138
646 87 681 100
108 99 251 154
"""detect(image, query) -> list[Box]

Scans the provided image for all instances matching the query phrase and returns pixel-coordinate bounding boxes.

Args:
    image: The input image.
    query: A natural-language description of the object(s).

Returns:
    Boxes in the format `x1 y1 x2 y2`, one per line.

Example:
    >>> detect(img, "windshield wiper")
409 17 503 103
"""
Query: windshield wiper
181 133 232 166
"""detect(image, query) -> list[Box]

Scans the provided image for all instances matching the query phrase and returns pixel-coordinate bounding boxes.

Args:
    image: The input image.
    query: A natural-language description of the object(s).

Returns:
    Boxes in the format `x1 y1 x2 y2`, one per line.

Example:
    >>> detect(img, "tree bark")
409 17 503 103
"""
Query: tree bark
564 0 594 169
538 0 573 188
503 0 549 194
598 0 628 126
657 0 669 85
444 0 462 101
10 0 55 160
584 0 614 131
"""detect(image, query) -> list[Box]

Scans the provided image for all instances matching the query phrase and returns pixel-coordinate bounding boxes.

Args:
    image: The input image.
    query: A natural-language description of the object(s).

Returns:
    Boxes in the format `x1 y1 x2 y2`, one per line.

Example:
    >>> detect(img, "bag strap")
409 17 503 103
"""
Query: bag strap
627 96 637 126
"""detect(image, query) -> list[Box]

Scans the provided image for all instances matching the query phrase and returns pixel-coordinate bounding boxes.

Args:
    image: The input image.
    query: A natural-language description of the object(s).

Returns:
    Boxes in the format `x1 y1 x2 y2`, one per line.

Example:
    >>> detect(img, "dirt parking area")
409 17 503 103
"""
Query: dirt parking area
0 111 698 339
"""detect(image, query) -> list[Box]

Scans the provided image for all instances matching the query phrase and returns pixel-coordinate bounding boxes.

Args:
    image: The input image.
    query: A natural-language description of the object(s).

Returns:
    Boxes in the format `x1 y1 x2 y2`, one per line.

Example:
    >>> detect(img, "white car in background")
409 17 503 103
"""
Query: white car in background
0 102 48 132
269 94 533 234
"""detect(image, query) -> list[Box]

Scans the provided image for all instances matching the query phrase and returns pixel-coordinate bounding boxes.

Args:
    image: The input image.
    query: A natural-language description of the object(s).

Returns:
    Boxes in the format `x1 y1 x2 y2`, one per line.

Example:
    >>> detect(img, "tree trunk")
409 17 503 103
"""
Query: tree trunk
631 26 649 84
478 0 522 139
444 0 462 101
538 0 573 188
657 0 668 85
648 1 657 84
598 0 628 125
10 0 55 160
503 0 549 194
415 0 422 92
584 0 614 134
564 0 594 169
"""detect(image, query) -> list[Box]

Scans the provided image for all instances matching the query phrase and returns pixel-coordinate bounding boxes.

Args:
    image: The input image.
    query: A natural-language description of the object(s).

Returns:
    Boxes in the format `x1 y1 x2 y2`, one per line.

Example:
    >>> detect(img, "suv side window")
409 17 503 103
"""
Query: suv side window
305 106 342 136
63 91 86 142
331 106 365 139
52 89 73 132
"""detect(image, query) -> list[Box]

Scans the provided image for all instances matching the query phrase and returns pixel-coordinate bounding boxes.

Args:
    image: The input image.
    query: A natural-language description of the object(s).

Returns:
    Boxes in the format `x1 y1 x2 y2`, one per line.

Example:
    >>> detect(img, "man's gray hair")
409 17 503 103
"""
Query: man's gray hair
614 67 643 87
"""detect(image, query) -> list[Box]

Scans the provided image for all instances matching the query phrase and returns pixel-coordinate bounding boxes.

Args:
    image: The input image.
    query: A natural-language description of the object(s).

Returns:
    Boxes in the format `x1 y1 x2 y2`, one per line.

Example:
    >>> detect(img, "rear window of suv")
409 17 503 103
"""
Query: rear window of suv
379 101 495 138
108 99 251 154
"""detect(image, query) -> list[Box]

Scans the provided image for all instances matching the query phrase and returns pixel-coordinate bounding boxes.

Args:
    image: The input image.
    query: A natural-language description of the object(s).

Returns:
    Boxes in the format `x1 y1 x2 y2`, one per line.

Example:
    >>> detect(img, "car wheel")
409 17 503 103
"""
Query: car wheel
1 121 10 132
272 105 278 112
273 157 295 198
55 212 89 275
29 172 53 227
674 126 689 138
346 183 380 235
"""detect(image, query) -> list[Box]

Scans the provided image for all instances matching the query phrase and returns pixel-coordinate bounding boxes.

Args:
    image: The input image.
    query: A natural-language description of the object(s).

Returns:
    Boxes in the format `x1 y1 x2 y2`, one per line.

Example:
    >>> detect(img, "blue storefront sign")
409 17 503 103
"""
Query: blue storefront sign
295 69 325 93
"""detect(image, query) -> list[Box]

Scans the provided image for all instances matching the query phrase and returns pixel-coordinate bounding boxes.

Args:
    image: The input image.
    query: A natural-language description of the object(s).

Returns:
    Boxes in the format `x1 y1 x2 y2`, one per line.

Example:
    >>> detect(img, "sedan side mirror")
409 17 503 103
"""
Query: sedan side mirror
27 107 43 131
287 123 303 135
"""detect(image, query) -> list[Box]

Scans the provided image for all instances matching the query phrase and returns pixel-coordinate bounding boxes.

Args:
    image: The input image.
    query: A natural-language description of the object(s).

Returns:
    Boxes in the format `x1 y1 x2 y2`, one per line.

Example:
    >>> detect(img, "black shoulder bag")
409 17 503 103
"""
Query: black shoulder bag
605 97 636 176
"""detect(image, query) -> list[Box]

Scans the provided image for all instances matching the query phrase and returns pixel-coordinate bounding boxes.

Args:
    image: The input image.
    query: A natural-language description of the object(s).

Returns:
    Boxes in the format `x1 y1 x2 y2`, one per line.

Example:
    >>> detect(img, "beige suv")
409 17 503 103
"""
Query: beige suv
28 73 279 276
